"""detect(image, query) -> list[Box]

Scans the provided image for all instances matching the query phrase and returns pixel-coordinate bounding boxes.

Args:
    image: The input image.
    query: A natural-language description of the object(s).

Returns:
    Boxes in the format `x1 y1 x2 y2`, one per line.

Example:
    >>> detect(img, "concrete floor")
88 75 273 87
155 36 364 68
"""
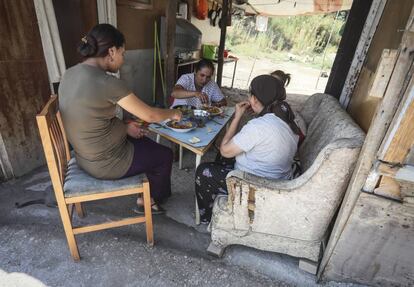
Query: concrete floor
0 92 365 287
0 150 364 287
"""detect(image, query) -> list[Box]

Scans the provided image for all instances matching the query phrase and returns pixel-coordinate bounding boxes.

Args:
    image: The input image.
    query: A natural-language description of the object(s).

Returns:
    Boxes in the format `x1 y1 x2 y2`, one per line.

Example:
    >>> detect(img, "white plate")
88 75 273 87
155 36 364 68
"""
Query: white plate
165 120 196 133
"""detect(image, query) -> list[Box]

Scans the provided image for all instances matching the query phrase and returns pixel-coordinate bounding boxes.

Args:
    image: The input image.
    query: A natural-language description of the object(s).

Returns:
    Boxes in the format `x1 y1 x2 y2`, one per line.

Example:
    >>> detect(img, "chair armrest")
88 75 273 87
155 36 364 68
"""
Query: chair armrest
224 142 362 239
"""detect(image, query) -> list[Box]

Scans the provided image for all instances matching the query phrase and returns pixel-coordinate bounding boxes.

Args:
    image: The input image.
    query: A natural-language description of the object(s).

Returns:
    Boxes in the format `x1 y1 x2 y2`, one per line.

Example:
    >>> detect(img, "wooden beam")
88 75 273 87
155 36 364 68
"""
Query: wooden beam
339 0 387 108
325 0 374 99
165 0 177 107
216 0 229 87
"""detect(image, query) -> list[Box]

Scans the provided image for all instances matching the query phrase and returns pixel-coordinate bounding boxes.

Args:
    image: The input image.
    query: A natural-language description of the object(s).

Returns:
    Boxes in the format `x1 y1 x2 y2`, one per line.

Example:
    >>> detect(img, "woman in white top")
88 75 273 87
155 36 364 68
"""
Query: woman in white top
171 59 227 108
194 74 301 224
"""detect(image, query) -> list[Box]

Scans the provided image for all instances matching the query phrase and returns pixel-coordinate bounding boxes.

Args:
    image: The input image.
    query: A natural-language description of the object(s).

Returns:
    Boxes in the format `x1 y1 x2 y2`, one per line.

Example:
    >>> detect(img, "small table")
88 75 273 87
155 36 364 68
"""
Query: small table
148 107 235 225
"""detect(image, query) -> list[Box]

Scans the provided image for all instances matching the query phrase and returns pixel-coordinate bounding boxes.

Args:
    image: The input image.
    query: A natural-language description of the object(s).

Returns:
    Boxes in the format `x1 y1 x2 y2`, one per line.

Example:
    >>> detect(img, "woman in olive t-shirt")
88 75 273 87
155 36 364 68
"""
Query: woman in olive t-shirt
59 24 181 214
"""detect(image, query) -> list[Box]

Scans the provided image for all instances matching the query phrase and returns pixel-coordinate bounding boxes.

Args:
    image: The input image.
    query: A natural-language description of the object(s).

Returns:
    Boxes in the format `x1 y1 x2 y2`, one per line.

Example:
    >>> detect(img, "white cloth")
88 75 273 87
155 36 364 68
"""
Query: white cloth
232 114 299 179
171 73 224 108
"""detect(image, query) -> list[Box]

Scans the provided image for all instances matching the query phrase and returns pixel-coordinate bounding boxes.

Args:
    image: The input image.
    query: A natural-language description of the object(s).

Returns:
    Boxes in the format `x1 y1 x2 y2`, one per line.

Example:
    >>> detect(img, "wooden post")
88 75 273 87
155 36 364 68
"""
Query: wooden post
338 0 387 108
325 0 374 99
216 0 229 87
165 0 177 107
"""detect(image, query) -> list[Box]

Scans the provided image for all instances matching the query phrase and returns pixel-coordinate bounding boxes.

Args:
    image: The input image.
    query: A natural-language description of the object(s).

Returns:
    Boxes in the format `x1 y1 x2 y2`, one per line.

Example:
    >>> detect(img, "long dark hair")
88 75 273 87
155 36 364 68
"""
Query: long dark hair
250 75 301 136
78 24 125 58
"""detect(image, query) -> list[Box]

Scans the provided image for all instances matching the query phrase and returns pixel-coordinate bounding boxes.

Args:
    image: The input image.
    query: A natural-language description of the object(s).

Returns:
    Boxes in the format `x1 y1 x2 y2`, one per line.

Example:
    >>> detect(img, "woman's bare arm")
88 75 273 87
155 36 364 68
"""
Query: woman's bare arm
171 85 208 103
220 101 249 158
117 93 181 123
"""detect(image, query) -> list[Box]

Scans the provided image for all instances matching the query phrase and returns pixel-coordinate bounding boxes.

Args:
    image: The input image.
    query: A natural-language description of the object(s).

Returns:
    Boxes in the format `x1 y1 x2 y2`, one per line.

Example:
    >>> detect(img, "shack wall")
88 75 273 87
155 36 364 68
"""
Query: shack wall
347 0 414 132
0 0 50 179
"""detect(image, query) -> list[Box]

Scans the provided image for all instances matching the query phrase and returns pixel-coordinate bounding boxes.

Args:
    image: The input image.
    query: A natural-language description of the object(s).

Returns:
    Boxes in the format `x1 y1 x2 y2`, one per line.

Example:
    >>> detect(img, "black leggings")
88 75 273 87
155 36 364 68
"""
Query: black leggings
195 155 235 222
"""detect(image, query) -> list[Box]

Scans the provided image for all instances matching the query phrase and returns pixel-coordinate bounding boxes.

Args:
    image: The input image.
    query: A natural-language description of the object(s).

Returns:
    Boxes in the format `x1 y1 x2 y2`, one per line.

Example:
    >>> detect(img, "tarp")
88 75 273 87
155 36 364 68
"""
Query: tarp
236 0 353 16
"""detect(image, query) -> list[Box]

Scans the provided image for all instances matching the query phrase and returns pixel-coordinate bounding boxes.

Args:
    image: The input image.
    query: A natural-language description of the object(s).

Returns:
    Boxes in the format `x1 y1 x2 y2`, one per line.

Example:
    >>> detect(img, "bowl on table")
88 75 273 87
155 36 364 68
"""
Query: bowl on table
192 109 210 127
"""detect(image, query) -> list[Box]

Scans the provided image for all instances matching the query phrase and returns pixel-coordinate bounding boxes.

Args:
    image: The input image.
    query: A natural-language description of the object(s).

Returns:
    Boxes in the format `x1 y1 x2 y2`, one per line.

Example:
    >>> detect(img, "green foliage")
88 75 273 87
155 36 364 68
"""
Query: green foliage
226 11 348 70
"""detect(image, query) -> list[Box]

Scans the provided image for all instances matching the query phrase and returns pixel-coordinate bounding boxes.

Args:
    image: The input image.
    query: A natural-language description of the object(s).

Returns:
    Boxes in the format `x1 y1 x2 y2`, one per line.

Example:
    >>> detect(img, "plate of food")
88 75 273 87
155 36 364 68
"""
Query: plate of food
165 120 196 133
172 105 196 117
202 106 223 116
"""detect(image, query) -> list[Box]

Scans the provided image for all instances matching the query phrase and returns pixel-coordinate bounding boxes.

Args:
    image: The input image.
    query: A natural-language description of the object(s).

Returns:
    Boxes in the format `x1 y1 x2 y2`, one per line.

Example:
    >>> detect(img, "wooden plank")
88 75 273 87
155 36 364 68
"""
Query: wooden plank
377 162 400 177
363 55 414 193
72 216 146 235
374 176 401 200
381 84 414 163
319 5 414 279
65 187 143 204
369 49 398 98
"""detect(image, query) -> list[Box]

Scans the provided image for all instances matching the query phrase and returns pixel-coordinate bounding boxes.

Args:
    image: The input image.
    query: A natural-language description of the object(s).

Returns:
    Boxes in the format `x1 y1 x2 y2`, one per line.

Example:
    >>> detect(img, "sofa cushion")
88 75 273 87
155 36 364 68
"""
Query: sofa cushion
63 157 145 197
299 94 365 171
294 111 307 136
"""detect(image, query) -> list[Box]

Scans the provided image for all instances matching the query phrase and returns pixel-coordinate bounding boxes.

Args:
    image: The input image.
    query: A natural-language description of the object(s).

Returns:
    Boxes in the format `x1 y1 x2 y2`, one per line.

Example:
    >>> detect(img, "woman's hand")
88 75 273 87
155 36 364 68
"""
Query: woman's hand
126 121 149 139
235 101 250 119
195 91 209 104
170 109 182 121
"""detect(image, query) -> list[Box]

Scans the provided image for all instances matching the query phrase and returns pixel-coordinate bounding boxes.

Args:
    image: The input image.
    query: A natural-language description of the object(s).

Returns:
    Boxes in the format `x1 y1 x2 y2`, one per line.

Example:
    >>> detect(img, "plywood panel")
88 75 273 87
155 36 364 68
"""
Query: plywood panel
52 0 98 68
348 0 414 131
117 0 168 50
324 192 414 286
0 1 45 61
0 0 50 177
348 66 381 131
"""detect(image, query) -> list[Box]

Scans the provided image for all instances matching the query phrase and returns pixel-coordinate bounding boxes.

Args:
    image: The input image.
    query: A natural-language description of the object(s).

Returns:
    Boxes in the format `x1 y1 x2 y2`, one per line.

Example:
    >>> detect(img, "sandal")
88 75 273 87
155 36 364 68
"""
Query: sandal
133 203 165 215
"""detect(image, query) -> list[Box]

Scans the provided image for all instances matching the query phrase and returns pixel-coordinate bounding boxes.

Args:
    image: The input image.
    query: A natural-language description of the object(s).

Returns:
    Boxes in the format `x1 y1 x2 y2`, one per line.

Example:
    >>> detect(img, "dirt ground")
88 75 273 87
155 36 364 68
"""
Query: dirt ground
220 56 329 95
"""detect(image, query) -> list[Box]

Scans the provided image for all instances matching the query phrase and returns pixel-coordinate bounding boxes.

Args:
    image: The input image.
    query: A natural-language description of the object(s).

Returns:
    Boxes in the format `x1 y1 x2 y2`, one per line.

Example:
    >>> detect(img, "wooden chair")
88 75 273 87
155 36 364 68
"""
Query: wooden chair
36 95 153 261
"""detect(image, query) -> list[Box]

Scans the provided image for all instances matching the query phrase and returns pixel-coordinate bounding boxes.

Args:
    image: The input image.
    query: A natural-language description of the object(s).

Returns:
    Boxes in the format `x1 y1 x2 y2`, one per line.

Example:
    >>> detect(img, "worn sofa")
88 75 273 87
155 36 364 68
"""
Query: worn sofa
208 93 365 270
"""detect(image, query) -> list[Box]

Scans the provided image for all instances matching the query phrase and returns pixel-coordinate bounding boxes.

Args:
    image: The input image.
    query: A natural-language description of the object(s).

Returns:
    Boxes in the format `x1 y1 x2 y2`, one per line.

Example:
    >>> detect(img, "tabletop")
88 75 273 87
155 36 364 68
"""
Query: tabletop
148 107 235 155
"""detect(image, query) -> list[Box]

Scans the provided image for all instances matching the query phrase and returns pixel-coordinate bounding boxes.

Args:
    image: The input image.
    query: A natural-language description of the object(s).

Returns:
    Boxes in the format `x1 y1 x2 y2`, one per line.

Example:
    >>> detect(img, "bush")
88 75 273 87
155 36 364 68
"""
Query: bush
226 11 347 70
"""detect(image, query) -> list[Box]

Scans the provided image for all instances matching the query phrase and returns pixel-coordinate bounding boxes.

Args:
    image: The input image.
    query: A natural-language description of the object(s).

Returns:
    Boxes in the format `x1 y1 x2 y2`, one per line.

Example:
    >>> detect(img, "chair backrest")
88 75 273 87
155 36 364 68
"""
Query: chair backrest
298 94 365 171
36 95 71 192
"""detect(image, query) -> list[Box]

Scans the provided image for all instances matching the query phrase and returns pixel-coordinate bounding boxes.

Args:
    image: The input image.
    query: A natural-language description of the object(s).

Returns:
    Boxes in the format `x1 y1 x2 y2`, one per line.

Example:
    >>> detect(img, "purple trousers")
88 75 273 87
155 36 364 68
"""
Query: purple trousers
123 137 173 204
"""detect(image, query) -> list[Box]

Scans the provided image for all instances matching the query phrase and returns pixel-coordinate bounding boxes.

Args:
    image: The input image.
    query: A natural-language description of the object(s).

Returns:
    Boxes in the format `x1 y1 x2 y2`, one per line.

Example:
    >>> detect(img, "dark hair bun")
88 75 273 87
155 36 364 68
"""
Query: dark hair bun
270 70 291 87
77 24 125 59
77 35 98 57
